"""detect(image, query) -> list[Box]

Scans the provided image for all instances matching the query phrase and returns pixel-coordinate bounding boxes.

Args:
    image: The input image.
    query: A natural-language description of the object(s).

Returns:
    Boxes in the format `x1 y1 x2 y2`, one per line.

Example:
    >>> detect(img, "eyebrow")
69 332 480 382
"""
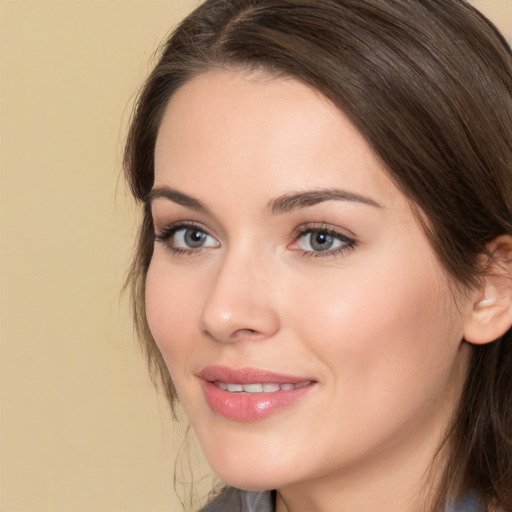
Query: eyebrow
148 186 211 214
268 188 382 214
148 186 382 215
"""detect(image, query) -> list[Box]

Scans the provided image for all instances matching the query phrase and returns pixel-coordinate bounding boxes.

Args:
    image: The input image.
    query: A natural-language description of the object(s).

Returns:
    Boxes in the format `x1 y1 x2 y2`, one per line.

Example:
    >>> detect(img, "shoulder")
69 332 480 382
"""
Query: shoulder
200 488 483 512
200 487 274 512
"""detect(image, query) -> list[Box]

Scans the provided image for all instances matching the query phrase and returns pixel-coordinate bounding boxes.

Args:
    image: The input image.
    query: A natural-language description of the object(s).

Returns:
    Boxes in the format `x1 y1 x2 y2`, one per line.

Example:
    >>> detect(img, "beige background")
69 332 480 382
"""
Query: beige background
0 1 511 511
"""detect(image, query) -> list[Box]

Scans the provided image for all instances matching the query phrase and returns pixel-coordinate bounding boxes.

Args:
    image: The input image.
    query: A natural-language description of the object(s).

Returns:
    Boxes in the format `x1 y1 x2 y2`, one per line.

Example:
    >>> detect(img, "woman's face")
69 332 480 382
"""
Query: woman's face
147 70 473 493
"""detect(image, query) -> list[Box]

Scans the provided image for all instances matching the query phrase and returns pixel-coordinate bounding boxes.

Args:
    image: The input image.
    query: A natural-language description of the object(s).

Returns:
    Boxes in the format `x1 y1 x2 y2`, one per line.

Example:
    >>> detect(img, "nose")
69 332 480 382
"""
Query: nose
199 250 280 343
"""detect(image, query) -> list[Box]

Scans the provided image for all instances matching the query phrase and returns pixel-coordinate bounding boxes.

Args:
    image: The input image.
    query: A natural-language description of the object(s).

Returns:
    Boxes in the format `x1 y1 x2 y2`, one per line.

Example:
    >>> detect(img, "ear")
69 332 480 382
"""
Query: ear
464 235 512 345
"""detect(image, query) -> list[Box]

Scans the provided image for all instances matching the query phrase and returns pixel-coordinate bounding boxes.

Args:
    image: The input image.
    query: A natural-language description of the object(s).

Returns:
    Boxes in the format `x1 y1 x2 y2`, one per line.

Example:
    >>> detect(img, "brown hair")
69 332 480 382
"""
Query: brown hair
124 0 512 509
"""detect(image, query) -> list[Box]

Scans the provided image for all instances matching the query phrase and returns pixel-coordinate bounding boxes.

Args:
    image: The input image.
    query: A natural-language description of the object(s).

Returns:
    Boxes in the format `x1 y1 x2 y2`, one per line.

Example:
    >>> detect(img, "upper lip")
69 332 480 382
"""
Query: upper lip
198 365 313 385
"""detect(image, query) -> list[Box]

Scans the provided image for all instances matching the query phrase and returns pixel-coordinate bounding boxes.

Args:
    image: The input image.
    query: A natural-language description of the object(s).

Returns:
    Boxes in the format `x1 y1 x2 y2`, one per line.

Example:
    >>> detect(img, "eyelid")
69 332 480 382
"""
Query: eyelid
154 220 208 239
290 222 356 239
150 204 223 239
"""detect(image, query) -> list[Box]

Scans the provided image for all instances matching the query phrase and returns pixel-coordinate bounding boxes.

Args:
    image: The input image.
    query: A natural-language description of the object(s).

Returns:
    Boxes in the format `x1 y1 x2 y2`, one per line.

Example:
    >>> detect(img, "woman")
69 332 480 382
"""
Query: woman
124 1 512 510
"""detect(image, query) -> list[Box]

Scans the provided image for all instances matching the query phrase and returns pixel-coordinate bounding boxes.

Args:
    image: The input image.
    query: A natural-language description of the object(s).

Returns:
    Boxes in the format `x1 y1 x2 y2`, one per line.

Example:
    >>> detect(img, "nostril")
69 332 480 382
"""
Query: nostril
204 327 267 344
235 328 261 336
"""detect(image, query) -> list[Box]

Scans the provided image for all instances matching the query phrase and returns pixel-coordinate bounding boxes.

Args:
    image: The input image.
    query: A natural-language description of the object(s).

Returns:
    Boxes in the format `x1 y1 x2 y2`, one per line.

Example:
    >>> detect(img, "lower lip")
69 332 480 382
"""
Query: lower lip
202 381 315 421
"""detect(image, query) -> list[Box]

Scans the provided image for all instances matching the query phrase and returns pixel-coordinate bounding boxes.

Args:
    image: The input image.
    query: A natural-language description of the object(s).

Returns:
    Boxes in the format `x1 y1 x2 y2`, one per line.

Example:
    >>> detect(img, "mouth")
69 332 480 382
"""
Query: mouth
198 366 316 421
213 380 312 393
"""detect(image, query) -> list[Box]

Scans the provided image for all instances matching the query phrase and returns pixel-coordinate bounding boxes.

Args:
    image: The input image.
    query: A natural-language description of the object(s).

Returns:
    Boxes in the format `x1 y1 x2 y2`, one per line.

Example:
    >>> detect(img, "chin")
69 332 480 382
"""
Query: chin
203 444 292 491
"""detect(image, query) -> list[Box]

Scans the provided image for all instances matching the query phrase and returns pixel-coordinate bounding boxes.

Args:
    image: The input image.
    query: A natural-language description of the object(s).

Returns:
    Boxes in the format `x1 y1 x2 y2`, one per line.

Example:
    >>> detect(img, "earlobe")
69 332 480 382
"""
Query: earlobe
463 235 512 345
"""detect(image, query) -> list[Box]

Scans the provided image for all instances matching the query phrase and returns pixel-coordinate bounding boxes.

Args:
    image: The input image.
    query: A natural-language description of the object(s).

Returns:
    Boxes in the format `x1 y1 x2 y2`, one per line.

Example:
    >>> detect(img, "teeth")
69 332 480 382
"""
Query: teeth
214 381 311 393
242 383 263 393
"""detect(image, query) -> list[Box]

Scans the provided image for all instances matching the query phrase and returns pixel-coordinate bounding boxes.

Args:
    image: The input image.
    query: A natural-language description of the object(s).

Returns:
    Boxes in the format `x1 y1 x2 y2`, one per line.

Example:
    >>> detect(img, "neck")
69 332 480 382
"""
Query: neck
275 439 447 512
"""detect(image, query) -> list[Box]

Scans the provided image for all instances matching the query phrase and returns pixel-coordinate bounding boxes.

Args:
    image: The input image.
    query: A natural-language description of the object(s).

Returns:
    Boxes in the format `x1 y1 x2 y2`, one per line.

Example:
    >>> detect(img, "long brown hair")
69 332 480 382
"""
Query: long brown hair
124 1 512 509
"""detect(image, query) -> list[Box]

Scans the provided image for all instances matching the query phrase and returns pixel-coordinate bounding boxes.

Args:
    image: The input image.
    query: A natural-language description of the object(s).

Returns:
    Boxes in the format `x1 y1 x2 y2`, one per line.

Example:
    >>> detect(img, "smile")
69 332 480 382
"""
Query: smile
199 366 316 421
214 381 312 393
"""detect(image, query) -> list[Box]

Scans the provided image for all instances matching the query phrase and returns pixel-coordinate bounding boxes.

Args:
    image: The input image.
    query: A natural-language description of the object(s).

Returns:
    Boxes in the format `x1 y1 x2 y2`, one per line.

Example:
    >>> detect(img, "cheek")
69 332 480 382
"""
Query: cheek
286 252 464 402
145 260 199 370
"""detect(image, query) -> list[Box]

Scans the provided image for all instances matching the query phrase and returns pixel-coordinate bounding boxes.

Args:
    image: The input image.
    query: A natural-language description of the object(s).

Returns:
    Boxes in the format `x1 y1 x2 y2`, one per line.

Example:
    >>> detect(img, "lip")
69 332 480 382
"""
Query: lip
198 366 317 422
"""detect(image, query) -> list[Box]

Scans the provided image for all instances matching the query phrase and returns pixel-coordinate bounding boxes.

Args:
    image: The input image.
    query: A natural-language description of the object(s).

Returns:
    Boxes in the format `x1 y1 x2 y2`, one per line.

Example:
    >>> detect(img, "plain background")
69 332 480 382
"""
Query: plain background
1 1 511 511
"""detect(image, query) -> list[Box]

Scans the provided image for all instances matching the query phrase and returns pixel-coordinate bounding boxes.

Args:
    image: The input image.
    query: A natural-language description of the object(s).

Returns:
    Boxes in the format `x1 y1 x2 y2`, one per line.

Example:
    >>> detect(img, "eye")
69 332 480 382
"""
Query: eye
299 230 340 252
154 223 219 254
292 225 356 257
173 227 217 249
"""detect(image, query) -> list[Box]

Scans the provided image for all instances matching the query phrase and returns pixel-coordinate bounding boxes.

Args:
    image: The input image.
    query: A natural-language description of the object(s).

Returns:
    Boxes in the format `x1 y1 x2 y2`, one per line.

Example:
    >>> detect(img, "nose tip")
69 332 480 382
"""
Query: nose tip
199 265 280 344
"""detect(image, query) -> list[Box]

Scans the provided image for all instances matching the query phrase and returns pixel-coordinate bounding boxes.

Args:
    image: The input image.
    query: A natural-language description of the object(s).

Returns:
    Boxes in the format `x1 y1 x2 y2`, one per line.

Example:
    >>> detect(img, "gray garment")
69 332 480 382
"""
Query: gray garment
201 487 484 512
201 488 274 512
446 492 484 512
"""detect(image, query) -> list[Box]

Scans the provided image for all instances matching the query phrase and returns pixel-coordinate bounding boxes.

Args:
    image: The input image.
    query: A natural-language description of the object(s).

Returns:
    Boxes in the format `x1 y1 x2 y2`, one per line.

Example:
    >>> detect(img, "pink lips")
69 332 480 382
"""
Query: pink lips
198 366 316 422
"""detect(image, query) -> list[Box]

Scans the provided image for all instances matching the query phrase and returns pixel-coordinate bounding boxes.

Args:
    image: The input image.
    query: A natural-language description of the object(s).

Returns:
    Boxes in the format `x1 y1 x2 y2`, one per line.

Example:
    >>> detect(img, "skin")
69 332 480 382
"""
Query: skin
146 70 476 512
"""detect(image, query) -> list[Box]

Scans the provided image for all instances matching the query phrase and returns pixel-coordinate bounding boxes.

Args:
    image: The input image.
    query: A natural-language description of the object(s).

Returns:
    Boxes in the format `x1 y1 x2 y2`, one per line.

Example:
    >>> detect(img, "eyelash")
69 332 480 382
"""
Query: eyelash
154 221 213 257
153 221 356 258
292 223 356 259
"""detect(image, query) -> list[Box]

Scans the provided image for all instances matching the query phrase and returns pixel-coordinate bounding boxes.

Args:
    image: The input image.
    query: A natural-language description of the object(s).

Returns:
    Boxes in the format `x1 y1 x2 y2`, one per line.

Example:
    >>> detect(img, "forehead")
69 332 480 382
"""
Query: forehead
154 70 407 212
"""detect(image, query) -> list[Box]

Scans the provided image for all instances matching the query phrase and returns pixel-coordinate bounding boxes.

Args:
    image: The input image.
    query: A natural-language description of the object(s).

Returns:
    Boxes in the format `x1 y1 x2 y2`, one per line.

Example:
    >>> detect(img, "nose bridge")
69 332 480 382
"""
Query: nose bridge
199 243 280 343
